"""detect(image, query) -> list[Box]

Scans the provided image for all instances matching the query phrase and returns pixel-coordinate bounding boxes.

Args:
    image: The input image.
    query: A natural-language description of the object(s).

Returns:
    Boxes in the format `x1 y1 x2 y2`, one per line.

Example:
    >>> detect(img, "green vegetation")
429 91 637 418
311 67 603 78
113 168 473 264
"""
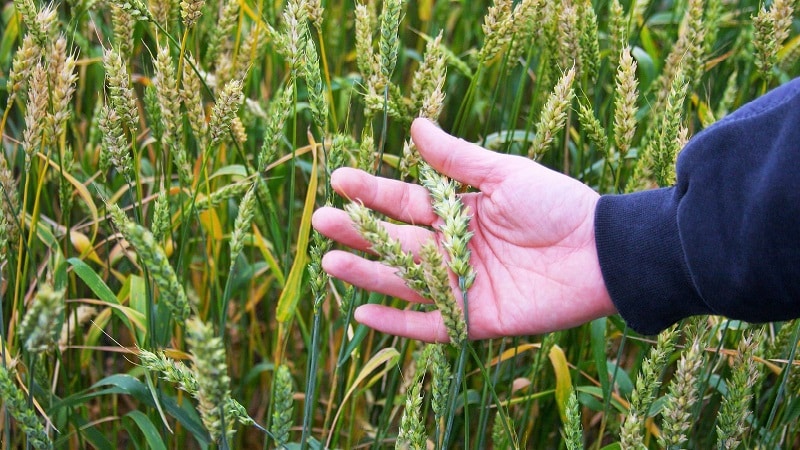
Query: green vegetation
1 0 799 448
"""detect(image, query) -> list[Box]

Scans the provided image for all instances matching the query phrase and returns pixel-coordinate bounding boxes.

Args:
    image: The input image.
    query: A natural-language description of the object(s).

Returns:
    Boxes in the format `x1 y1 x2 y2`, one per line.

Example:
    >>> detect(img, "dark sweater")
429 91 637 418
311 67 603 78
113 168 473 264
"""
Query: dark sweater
595 78 800 335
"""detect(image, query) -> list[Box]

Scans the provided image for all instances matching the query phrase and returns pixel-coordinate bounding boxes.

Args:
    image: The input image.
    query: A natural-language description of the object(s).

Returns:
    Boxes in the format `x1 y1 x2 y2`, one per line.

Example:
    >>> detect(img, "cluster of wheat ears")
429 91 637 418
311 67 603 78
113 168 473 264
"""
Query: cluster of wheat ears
1 0 799 448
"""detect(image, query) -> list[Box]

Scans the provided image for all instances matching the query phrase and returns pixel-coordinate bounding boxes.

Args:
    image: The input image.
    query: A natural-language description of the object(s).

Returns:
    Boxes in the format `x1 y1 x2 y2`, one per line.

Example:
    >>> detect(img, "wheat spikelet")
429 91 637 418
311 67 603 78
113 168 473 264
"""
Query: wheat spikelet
7 34 40 103
355 3 374 79
565 390 584 449
578 0 600 79
619 326 679 448
577 101 607 151
397 376 427 449
309 229 332 313
419 242 467 345
110 4 135 58
103 47 138 134
138 349 255 426
57 145 74 219
770 0 794 47
419 164 475 290
653 73 689 187
529 67 576 159
186 317 233 442
658 319 707 448
270 364 295 446
22 64 49 170
655 0 704 103
47 37 78 140
608 0 627 65
753 0 795 81
506 0 541 67
357 120 375 172
18 283 65 353
233 28 264 82
13 0 56 46
258 80 294 172
399 139 419 180
0 365 52 449
345 202 429 296
180 0 204 26
98 105 133 180
479 0 514 65
716 329 763 449
278 0 310 73
154 45 192 183
209 79 244 147
180 54 208 147
207 0 240 63
229 183 256 263
192 181 252 213
628 71 687 192
0 208 8 273
704 0 723 54
0 152 21 249
109 205 191 321
613 47 639 158
304 36 328 134
119 0 155 22
378 0 405 82
151 190 171 242
409 32 448 122
557 4 581 72
306 0 324 28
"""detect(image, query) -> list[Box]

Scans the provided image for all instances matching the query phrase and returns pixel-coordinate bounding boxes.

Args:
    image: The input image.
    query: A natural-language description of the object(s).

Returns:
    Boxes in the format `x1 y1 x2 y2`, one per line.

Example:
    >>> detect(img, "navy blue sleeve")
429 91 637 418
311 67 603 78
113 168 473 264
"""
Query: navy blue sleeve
595 78 800 335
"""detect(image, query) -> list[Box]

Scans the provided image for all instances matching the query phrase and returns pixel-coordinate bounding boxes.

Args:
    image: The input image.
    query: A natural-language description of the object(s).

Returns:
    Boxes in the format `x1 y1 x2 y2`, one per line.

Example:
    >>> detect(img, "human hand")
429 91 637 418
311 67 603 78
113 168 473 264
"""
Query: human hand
312 118 617 342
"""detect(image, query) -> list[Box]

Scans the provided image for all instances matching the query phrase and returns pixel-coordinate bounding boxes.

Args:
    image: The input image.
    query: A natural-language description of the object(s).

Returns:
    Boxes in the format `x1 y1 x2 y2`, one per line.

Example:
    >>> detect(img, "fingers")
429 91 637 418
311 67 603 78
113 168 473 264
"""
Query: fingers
322 251 430 304
354 304 452 343
312 206 435 255
410 118 526 193
330 168 439 226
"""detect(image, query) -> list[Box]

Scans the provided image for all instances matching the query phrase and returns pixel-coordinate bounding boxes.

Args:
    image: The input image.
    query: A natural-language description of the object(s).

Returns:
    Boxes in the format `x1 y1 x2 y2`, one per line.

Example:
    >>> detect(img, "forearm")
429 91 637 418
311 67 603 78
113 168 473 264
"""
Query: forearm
595 78 800 334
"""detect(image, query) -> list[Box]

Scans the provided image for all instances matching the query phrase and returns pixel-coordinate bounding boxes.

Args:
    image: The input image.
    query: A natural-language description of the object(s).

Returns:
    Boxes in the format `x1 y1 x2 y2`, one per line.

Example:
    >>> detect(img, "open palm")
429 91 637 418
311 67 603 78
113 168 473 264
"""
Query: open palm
312 119 616 342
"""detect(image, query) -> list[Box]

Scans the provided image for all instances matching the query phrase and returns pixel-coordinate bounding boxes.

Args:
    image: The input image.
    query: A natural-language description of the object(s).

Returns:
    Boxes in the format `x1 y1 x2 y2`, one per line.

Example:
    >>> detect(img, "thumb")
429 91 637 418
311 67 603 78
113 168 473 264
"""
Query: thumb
410 118 517 192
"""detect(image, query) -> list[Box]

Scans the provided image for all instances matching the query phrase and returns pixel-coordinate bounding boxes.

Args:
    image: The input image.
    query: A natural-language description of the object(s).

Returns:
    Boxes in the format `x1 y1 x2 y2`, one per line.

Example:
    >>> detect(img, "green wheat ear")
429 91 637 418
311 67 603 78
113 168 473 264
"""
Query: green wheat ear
18 283 65 354
187 317 234 442
0 365 52 449
270 364 295 447
717 328 763 449
138 349 254 427
659 321 707 447
564 389 584 450
620 326 680 447
397 375 427 449
109 204 191 322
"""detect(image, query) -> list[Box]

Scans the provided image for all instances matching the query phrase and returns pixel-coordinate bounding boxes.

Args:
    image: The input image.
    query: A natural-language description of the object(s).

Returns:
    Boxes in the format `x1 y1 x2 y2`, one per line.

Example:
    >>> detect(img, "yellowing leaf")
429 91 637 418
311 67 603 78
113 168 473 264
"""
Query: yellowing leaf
253 226 285 286
38 153 100 242
549 344 572 423
327 348 400 447
276 147 318 323
71 231 103 265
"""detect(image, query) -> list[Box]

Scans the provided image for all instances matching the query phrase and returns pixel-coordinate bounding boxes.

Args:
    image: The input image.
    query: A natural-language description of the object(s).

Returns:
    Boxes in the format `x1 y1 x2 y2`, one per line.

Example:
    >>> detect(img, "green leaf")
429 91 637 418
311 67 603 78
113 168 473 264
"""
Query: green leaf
69 258 147 335
68 257 119 305
591 318 609 395
124 411 168 450
210 164 249 179
631 46 657 88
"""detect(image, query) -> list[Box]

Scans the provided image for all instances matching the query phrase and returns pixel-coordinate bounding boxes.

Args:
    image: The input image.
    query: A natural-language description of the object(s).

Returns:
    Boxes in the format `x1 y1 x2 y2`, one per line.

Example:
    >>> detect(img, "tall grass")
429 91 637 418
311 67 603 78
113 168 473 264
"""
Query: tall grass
1 0 799 448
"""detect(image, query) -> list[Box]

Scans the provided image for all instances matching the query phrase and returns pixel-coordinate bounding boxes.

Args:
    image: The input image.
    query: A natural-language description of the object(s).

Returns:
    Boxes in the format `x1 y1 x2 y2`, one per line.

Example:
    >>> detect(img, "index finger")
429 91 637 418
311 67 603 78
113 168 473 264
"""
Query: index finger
331 167 439 226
